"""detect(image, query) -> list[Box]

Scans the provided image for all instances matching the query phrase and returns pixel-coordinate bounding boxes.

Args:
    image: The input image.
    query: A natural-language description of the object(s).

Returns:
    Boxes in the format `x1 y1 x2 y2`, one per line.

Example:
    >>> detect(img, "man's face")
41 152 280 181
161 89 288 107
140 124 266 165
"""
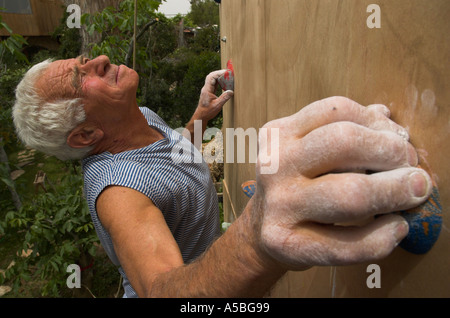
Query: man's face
35 55 139 125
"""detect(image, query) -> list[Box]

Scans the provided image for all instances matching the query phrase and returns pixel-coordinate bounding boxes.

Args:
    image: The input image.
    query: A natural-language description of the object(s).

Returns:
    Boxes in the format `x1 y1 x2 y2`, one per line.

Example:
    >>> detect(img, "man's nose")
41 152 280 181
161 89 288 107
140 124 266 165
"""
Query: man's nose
86 55 111 76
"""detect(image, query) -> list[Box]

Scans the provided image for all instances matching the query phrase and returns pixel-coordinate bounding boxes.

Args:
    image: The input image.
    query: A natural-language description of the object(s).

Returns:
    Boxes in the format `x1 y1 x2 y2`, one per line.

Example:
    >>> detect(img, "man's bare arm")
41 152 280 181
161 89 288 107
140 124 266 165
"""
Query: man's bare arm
98 97 432 297
97 186 281 297
145 199 284 297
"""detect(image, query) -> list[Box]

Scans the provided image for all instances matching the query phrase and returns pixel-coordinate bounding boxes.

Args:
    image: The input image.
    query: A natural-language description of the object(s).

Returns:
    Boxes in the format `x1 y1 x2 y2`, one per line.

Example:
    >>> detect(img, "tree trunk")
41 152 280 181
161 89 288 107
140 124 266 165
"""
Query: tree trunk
62 0 121 57
177 18 186 48
71 249 95 298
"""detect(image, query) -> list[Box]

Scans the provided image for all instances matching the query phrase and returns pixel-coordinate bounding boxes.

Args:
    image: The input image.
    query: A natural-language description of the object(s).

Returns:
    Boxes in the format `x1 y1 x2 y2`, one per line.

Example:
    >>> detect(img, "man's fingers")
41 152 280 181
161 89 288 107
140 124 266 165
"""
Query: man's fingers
203 70 227 93
284 96 409 140
290 121 417 178
366 103 391 118
295 167 432 224
214 90 234 108
286 214 409 266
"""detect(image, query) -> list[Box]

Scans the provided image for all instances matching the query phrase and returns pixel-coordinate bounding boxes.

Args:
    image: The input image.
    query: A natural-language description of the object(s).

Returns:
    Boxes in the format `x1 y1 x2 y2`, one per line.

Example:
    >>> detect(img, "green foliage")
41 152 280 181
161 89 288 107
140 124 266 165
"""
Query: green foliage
0 67 27 150
190 25 221 53
145 48 221 128
82 0 162 65
176 50 221 123
186 0 220 26
0 13 28 65
0 16 29 151
52 9 82 59
0 169 99 297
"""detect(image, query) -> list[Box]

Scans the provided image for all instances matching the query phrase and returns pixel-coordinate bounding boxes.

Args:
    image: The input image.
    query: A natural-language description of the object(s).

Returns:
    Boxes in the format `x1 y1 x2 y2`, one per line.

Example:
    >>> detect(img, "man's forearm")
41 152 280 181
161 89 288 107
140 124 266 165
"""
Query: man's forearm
145 199 286 297
183 116 207 147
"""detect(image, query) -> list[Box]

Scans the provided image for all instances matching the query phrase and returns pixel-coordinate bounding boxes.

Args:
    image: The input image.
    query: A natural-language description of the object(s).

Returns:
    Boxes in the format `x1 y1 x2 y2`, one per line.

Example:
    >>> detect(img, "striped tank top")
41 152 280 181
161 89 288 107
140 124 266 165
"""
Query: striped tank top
82 107 221 298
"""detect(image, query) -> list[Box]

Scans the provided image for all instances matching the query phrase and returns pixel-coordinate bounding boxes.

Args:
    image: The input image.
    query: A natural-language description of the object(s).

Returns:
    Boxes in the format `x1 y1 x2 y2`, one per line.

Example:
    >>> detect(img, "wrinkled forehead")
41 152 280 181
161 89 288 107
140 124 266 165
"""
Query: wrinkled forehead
35 58 78 102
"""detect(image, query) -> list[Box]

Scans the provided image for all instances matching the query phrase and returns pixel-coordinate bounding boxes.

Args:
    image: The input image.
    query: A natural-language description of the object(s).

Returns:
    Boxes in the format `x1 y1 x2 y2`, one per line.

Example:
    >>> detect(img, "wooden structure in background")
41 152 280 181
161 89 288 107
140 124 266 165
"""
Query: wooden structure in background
0 0 64 36
220 0 449 297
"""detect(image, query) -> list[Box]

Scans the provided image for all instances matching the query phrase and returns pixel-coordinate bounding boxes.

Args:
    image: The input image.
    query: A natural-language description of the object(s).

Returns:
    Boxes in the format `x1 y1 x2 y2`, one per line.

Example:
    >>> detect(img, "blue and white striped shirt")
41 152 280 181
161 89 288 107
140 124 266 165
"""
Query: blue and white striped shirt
82 107 221 298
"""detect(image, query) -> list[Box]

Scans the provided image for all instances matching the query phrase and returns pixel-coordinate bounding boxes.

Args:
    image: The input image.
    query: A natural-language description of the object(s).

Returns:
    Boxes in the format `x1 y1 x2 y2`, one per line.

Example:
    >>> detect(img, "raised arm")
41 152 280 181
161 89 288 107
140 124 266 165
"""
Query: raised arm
183 70 234 144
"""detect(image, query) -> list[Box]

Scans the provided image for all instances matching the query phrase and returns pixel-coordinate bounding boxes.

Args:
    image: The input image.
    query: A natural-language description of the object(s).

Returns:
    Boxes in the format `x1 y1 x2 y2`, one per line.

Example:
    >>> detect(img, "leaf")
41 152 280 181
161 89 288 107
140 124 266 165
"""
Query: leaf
0 21 12 33
31 224 42 234
20 272 31 282
50 260 58 272
13 50 28 63
25 231 31 242
80 13 90 25
65 221 73 233
1 176 14 188
106 10 116 27
52 255 62 266
11 34 27 45
88 244 97 257
35 212 45 221
43 229 54 242
54 207 68 223
87 23 96 36
120 17 130 30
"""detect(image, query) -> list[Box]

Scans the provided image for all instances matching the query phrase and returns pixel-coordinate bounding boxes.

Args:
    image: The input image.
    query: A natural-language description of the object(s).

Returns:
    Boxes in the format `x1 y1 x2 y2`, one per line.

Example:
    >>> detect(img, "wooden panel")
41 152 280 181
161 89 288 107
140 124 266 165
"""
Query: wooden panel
0 0 64 36
221 0 267 221
221 0 450 297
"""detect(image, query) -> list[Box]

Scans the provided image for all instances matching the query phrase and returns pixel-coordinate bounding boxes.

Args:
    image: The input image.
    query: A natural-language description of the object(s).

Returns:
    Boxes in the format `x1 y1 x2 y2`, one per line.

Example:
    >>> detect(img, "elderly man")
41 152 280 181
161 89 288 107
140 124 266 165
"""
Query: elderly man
13 55 431 297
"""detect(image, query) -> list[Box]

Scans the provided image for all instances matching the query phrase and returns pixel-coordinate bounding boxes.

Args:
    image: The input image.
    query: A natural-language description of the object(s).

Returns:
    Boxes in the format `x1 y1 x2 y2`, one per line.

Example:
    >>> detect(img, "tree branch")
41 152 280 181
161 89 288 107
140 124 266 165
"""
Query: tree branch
125 19 159 67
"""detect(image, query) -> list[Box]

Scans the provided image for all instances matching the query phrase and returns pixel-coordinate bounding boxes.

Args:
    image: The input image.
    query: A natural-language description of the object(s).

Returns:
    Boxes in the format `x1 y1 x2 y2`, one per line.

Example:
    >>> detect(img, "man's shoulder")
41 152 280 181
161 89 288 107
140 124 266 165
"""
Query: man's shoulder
82 152 115 187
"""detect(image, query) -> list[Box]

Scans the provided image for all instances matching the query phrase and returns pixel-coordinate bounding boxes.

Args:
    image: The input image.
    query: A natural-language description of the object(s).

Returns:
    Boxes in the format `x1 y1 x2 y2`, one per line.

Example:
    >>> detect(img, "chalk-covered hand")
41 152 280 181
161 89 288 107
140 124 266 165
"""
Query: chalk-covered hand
253 96 432 270
183 70 234 143
194 70 234 123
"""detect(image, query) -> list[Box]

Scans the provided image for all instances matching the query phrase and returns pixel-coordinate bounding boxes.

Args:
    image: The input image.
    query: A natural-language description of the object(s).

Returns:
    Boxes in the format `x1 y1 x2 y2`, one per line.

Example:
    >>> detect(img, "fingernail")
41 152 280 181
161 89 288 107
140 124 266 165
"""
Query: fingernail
409 171 429 198
407 144 418 166
394 220 409 244
225 90 234 99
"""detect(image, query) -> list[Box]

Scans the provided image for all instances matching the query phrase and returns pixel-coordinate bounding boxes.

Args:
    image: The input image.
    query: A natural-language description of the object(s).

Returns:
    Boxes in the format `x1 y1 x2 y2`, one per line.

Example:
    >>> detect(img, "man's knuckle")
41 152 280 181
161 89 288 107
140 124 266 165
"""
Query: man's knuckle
336 177 370 215
326 96 355 110
328 122 360 151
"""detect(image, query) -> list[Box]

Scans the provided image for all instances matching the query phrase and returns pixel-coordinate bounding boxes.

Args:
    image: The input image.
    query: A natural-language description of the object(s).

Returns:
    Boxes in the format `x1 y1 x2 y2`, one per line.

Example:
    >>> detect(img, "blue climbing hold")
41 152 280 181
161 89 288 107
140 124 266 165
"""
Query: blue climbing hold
399 186 442 254
242 180 256 198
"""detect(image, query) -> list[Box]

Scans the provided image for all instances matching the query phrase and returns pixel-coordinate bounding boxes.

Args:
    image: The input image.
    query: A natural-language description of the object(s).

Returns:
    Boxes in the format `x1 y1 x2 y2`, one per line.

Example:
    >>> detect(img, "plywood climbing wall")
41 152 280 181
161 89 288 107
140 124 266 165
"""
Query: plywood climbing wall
220 0 450 297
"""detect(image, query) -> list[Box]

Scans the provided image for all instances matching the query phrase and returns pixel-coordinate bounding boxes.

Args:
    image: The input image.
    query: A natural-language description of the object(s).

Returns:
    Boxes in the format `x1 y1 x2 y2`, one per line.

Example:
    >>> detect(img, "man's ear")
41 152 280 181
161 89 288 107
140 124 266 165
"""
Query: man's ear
67 124 104 149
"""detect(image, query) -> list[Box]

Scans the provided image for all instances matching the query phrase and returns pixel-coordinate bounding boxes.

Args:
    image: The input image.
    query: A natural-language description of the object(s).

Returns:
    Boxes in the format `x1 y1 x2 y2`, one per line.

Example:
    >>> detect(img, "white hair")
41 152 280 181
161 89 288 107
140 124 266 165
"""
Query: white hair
12 59 93 161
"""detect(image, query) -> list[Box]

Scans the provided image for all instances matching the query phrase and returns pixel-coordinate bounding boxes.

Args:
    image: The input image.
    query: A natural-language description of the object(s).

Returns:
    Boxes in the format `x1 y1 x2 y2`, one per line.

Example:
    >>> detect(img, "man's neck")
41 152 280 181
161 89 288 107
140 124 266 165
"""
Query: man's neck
90 109 164 156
